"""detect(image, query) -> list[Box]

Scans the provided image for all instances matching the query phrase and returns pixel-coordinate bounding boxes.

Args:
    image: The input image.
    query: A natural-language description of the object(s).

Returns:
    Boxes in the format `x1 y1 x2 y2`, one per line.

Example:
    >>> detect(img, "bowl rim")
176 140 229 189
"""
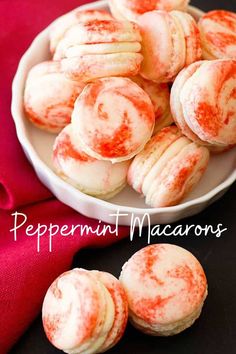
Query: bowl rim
11 0 236 216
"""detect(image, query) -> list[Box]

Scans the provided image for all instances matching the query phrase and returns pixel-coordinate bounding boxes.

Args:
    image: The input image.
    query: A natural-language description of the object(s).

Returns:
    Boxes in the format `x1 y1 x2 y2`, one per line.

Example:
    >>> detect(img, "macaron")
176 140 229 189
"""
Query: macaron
198 10 236 60
71 77 155 163
50 9 114 55
131 76 173 134
120 244 208 336
90 271 128 352
24 61 84 133
53 125 130 199
58 19 143 82
138 10 202 83
127 126 209 207
42 268 128 354
109 0 190 22
170 59 236 147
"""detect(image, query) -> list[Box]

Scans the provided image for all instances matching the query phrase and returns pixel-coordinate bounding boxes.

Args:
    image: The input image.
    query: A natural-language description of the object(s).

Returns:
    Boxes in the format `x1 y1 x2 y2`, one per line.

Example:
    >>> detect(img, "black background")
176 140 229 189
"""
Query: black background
10 1 236 353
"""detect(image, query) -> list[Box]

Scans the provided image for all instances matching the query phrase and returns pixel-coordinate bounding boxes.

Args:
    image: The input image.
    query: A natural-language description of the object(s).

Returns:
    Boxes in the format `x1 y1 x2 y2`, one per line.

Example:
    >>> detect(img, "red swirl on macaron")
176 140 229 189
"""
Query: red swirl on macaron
171 59 236 147
71 77 155 162
120 244 208 336
138 10 202 83
199 10 236 60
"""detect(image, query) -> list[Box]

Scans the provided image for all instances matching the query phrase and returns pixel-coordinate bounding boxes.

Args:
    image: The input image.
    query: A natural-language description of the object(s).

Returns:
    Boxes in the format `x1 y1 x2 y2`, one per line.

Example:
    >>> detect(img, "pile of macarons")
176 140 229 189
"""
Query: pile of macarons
23 0 236 208
42 243 208 353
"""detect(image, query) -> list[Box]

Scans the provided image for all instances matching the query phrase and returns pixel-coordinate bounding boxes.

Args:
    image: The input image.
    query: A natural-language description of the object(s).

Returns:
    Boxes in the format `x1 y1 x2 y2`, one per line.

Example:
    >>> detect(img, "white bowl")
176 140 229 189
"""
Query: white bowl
11 0 236 226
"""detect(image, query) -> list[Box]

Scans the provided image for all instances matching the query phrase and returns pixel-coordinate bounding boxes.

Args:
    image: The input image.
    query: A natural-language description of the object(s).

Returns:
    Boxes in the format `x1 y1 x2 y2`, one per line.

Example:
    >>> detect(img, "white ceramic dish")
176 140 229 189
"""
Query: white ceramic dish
11 0 236 226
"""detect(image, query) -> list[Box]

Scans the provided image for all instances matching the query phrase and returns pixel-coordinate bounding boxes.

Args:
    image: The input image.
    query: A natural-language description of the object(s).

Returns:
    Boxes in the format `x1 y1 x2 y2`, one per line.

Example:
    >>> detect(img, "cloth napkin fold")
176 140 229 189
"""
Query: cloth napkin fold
0 1 129 352
0 0 89 210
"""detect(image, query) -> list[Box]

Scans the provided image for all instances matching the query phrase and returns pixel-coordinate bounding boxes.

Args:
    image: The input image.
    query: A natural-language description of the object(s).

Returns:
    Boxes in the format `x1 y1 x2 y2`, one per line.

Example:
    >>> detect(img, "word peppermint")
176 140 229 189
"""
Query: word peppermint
10 212 118 252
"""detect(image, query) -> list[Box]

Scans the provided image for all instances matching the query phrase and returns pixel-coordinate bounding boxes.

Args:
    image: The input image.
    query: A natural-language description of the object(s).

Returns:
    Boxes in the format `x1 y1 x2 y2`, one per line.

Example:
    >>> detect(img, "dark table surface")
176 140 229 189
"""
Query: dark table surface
10 0 236 353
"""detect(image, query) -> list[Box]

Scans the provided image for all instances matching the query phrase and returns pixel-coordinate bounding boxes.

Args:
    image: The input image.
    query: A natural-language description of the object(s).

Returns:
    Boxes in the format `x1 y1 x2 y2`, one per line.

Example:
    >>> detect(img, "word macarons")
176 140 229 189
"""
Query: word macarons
23 2 236 208
42 244 208 353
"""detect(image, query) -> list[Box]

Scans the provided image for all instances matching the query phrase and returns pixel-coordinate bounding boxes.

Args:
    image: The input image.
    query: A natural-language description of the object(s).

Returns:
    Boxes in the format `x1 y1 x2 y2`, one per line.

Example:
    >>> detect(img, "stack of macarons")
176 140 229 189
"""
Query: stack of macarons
42 244 208 352
128 126 210 207
50 9 114 57
23 2 236 207
59 19 143 82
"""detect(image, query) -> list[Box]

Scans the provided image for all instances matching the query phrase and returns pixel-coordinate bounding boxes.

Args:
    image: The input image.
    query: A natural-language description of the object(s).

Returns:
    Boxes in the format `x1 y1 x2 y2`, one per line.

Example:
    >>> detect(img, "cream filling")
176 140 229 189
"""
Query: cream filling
65 42 141 57
128 129 180 192
142 137 190 196
165 12 186 82
170 60 207 144
146 143 209 207
171 11 201 66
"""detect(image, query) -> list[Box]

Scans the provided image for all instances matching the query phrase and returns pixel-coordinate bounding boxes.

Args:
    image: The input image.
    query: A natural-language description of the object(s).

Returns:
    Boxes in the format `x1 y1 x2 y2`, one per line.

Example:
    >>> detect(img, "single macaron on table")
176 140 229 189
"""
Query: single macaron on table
42 244 208 353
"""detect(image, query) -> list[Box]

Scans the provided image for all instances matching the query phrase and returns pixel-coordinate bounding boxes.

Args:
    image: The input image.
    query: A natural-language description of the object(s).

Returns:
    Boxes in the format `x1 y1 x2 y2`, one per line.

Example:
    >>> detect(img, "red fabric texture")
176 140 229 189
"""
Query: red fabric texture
0 1 129 352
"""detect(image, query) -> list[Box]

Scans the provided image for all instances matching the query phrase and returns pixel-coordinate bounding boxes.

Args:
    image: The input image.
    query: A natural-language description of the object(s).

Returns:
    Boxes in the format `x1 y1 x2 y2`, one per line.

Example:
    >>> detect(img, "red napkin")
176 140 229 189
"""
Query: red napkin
0 1 129 352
